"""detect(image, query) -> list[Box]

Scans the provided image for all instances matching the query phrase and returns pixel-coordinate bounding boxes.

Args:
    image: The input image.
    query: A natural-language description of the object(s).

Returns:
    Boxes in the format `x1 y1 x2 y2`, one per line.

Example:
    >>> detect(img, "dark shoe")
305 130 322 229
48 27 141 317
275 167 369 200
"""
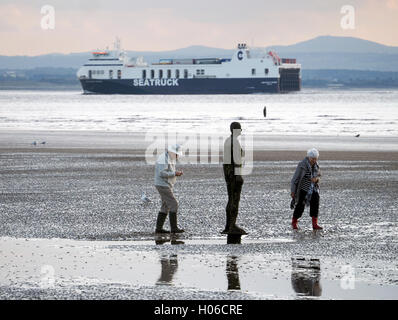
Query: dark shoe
171 228 184 234
169 211 185 234
171 239 185 245
228 225 247 235
155 238 170 245
155 212 170 234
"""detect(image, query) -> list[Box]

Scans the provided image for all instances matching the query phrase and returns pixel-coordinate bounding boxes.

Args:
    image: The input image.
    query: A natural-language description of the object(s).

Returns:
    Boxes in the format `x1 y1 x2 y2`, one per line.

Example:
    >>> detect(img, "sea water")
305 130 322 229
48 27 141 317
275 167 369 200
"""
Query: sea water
0 88 397 136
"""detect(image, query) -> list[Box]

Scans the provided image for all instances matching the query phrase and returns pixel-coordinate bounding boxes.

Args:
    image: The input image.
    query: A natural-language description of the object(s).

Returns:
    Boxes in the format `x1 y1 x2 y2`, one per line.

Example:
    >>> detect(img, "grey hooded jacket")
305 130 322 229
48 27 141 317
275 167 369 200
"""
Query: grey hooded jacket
154 151 177 188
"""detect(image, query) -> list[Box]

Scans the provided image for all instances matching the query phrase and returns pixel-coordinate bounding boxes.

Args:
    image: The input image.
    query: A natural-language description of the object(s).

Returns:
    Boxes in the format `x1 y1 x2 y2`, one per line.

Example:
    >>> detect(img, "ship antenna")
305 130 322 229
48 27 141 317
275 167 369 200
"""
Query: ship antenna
114 37 121 52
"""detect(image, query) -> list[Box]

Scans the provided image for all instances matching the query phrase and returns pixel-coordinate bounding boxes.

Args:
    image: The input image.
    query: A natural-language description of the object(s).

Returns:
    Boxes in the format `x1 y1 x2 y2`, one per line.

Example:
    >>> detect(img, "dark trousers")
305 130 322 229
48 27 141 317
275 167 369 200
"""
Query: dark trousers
293 189 319 219
223 164 243 229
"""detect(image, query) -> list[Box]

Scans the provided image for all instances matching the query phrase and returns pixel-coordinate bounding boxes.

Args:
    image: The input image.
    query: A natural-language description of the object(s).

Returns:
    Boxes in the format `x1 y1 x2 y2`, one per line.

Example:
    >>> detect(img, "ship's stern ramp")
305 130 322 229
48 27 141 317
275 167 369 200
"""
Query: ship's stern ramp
279 65 301 92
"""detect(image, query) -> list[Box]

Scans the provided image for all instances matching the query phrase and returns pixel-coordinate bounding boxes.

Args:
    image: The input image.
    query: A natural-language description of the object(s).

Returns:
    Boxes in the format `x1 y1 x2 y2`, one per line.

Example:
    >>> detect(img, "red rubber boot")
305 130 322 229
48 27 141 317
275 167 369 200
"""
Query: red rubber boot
312 217 323 230
292 217 298 230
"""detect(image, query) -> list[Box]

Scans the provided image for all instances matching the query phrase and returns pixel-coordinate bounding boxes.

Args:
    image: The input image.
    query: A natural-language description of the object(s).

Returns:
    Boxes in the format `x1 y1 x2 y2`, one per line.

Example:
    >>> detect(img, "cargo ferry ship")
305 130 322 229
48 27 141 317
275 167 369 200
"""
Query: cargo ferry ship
77 41 301 94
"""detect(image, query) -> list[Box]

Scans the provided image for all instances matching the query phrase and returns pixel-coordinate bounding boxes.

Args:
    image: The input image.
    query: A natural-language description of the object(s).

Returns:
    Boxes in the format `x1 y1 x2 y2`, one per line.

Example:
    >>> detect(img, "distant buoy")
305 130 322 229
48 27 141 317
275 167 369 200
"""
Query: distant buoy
263 106 267 118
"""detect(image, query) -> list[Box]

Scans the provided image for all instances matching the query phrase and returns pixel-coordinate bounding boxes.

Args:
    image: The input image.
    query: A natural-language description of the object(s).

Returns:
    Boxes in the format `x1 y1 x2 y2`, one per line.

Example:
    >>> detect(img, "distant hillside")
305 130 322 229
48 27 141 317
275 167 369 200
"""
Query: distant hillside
0 35 397 71
266 36 398 71
0 53 88 70
268 35 398 54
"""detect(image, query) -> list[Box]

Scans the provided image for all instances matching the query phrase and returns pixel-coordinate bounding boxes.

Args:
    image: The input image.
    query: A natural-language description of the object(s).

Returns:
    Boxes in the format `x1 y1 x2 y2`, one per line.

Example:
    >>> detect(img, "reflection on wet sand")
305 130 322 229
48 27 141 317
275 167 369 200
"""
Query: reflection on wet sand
156 254 178 286
291 257 322 298
226 255 241 290
154 234 185 245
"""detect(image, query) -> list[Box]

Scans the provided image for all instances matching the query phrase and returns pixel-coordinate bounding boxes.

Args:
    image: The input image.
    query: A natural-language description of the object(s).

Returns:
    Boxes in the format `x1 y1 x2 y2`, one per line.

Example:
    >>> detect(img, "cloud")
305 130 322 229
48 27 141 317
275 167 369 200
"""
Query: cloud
386 0 398 8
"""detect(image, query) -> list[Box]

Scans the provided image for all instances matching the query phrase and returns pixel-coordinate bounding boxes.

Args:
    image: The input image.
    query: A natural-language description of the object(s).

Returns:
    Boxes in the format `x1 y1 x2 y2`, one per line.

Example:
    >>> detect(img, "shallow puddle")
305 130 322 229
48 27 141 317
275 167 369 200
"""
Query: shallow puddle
1 237 396 299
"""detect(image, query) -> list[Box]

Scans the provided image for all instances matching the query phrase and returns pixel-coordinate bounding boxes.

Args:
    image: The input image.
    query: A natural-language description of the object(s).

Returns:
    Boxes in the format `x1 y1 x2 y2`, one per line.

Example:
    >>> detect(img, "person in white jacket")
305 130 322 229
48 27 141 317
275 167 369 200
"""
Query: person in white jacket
154 144 184 234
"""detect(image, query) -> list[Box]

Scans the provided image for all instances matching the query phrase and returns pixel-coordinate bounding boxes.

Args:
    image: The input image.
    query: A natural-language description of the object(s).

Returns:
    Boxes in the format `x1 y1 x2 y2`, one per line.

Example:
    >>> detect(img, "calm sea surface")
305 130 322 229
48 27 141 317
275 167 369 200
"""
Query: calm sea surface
0 88 397 136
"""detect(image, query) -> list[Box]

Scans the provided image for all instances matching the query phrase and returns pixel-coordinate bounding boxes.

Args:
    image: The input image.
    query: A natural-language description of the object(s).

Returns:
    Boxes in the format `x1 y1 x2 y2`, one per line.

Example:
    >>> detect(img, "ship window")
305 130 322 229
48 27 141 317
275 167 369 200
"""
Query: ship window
175 69 180 79
252 68 256 75
89 70 92 79
167 70 171 79
151 70 155 79
142 70 146 79
109 70 113 79
159 70 163 79
196 69 200 75
264 68 269 75
117 70 121 79
184 69 188 78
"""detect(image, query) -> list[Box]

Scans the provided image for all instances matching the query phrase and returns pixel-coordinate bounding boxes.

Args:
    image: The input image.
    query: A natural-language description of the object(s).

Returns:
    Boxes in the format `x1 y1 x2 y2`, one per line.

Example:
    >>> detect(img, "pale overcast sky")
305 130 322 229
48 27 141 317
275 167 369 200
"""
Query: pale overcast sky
0 0 397 55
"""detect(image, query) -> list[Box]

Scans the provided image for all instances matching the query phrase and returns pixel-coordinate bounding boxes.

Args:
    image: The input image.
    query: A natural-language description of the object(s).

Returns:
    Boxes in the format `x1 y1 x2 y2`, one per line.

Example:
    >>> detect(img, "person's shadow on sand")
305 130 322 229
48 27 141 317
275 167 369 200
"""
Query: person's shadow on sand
291 257 322 298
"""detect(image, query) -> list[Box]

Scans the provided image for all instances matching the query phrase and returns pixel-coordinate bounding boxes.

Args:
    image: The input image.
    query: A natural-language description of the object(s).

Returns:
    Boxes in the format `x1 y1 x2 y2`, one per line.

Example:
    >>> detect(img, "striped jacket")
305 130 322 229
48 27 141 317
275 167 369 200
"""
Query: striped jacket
290 157 321 204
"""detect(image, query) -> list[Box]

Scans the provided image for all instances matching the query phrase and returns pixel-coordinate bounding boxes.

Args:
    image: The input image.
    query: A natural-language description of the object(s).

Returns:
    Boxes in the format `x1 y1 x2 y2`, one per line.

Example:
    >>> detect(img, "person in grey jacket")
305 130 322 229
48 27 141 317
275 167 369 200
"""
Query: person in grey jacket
154 144 184 234
290 148 323 230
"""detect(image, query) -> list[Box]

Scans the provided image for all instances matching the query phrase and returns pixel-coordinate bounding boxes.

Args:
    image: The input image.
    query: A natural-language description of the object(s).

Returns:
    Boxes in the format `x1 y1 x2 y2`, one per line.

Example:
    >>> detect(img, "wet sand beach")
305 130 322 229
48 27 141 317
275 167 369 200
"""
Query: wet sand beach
0 130 397 299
